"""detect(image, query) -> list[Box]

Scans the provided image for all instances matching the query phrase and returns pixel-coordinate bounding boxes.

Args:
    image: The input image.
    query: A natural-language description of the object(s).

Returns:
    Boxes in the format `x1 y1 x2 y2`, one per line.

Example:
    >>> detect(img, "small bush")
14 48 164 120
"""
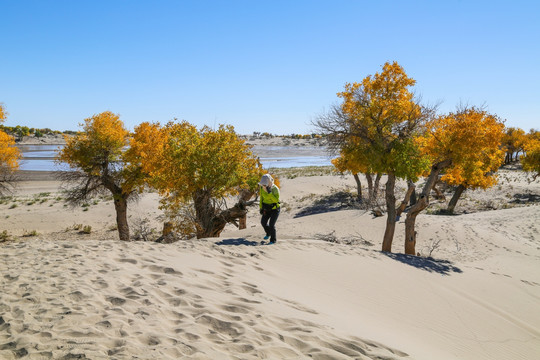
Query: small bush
23 230 39 237
0 230 12 242
81 225 92 234
9 203 17 209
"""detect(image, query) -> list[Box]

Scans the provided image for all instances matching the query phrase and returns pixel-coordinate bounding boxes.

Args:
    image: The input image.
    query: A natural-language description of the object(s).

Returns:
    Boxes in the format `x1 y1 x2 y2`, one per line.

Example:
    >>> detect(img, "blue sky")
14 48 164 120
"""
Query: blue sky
1 0 539 134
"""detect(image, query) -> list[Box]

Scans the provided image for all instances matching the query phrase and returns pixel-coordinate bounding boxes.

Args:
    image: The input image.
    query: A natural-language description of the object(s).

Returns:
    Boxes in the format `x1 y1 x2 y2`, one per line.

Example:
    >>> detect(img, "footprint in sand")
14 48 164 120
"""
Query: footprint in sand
196 314 244 338
145 264 182 275
241 282 262 295
106 296 126 306
219 304 251 314
117 258 137 264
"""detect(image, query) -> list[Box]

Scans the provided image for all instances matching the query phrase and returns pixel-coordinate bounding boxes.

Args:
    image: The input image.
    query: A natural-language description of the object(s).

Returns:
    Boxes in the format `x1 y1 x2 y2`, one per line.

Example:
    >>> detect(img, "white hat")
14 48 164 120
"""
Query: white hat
259 174 274 186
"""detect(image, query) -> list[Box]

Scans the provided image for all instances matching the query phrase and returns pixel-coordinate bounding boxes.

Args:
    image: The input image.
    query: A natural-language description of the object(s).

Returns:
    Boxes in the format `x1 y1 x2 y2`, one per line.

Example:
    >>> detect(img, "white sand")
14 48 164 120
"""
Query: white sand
1 170 540 359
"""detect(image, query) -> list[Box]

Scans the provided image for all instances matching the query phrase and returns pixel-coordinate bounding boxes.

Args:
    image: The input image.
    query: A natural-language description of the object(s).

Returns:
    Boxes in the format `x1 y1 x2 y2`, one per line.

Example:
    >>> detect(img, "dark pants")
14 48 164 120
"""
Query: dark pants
261 208 280 242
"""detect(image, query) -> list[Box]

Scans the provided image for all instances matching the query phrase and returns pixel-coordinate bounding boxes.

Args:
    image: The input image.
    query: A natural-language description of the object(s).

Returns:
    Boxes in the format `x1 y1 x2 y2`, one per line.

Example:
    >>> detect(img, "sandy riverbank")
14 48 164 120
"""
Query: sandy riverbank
1 168 539 359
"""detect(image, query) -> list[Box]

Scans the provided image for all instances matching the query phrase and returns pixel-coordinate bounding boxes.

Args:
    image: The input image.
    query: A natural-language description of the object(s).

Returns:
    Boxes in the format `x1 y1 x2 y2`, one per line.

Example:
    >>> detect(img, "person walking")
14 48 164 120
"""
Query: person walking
259 174 280 244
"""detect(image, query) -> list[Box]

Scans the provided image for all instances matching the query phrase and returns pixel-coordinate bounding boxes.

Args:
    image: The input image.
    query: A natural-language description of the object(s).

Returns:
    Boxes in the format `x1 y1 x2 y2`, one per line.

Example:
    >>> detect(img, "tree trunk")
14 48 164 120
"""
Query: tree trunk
396 180 416 217
193 189 215 238
381 172 396 253
447 184 466 214
353 173 362 201
410 187 417 206
194 189 250 238
404 160 452 255
374 173 382 199
113 196 130 241
366 173 374 202
237 189 255 230
432 179 445 201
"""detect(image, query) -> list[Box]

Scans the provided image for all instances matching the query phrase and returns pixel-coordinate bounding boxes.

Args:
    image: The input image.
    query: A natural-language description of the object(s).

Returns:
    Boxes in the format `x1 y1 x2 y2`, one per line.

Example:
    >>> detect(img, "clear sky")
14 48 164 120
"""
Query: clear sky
1 0 539 134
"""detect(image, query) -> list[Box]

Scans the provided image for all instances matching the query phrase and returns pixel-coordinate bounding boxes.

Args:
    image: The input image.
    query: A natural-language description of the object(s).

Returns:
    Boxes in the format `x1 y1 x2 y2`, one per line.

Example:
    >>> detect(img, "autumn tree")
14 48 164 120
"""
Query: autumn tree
56 111 145 241
404 107 505 254
0 104 21 195
132 121 263 239
443 116 505 213
314 62 434 252
502 127 527 164
522 130 540 179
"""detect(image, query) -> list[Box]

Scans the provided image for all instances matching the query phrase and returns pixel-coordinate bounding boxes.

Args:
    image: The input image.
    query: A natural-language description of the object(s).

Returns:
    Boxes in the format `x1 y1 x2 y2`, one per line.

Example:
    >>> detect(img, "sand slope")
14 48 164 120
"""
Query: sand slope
2 205 540 360
1 170 540 359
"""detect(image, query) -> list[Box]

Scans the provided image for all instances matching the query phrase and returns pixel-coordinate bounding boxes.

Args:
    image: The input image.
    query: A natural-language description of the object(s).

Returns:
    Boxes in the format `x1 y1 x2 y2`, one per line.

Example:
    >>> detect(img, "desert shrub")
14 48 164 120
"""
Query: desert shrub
0 230 12 242
22 230 38 237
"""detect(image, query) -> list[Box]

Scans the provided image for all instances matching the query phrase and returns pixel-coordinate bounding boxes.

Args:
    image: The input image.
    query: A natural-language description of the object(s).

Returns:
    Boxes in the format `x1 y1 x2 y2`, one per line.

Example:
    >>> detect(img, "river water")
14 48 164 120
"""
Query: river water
17 144 333 171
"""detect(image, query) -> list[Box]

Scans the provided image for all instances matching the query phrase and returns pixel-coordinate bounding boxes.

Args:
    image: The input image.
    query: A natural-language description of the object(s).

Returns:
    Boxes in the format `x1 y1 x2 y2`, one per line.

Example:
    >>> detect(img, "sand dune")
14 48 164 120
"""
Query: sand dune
1 169 539 359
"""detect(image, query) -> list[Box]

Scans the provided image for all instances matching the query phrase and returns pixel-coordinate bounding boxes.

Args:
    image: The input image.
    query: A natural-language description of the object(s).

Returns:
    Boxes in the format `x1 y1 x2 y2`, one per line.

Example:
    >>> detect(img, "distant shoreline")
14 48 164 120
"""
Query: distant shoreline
15 133 327 147
14 170 64 181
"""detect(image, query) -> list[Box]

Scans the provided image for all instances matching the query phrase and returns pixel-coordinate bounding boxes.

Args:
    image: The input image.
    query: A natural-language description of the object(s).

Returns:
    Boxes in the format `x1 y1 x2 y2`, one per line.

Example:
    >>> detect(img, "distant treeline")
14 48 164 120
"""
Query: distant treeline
0 125 77 139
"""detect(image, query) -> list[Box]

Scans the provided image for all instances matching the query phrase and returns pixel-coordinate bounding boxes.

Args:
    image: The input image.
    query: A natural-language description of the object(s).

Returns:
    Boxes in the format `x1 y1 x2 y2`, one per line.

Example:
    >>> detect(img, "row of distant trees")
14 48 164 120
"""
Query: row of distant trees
314 61 540 255
0 124 77 140
251 132 323 140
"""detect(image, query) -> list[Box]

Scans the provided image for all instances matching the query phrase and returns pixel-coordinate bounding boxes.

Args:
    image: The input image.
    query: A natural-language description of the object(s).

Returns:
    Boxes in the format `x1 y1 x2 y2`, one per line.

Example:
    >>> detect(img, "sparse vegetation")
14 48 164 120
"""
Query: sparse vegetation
270 166 334 179
0 230 12 242
131 217 157 241
22 230 39 237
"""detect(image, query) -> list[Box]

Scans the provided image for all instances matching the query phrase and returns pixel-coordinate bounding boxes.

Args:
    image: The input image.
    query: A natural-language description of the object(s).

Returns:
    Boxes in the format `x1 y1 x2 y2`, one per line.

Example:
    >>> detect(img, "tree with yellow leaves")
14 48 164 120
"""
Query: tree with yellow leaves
56 111 146 241
405 106 505 254
502 127 527 164
0 103 21 195
331 140 382 203
132 121 263 238
315 62 433 252
522 129 540 179
443 111 505 213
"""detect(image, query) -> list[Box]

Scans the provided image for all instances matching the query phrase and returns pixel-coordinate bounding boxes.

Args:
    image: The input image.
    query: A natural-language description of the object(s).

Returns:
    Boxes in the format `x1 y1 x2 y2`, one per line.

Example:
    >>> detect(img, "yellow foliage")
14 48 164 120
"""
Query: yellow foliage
55 111 148 195
522 137 540 178
0 103 5 122
0 130 20 171
335 61 427 179
502 127 527 155
138 121 263 204
58 111 129 175
0 104 21 174
420 107 505 189
332 151 369 175
126 121 167 180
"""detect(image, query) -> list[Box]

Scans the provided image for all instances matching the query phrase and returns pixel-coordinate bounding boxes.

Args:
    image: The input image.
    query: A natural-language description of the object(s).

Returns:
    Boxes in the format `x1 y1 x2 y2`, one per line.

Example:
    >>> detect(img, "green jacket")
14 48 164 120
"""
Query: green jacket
260 185 280 210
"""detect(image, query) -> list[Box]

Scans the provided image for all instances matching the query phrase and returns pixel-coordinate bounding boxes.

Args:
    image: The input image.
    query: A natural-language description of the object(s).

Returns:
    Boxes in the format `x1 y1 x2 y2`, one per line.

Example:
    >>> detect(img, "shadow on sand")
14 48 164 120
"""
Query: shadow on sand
214 238 261 246
385 253 463 275
295 191 362 218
